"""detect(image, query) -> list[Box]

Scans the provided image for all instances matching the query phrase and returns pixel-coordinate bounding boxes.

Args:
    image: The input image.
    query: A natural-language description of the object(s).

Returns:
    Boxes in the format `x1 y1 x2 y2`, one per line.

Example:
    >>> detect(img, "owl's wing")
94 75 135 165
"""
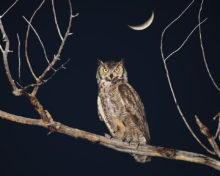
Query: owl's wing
118 84 150 142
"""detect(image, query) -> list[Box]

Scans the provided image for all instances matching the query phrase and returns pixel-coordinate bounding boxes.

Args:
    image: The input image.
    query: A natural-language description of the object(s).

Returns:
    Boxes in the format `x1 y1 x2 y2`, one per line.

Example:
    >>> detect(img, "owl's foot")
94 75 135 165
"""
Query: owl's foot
123 128 146 146
104 133 112 139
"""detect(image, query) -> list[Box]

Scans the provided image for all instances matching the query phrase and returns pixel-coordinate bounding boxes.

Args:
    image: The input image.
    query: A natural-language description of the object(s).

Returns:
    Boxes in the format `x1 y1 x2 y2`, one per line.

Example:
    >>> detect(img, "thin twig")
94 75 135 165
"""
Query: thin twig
16 33 21 83
0 109 220 171
0 44 3 52
160 0 194 61
42 58 71 83
0 0 19 19
0 19 21 96
32 0 74 96
213 112 220 139
25 0 45 81
164 18 207 62
160 0 215 155
51 0 63 41
24 58 71 90
39 0 73 80
23 16 52 67
198 0 220 91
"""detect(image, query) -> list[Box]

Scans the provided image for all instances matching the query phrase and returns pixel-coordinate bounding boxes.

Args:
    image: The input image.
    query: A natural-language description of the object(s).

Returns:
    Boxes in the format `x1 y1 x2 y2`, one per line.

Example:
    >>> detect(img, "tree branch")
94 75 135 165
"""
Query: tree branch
23 15 51 67
198 0 220 92
24 0 45 81
160 0 215 155
195 115 220 158
0 9 22 96
0 109 220 171
34 0 75 94
214 112 220 140
51 0 63 41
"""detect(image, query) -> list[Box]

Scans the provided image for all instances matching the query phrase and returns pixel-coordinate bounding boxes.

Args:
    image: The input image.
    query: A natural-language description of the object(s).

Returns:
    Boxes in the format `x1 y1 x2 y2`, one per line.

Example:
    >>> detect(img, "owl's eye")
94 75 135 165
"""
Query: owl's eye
103 68 108 73
114 67 120 73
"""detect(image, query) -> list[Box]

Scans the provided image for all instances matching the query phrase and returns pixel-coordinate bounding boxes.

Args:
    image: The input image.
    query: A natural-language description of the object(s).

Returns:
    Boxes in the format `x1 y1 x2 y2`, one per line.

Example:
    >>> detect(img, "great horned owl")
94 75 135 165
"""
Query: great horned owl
96 59 151 163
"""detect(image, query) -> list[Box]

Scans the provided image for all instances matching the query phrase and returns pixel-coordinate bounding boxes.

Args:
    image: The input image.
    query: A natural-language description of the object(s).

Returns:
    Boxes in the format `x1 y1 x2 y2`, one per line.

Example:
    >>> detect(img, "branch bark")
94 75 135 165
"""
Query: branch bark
0 109 220 171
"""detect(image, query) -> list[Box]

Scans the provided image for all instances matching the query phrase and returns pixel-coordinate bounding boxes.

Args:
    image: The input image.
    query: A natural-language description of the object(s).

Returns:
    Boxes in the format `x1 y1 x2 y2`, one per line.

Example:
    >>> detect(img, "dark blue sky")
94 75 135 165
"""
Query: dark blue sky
0 0 219 175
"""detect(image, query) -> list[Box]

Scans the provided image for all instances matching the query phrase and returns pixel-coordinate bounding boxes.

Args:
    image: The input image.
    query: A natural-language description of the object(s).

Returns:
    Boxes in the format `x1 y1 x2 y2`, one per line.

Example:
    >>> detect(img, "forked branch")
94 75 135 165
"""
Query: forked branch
160 0 214 155
160 0 220 158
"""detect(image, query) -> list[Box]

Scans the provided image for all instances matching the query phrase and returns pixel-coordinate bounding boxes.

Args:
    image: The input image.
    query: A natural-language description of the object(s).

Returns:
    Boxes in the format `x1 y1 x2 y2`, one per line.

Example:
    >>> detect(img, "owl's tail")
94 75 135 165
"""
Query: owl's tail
131 154 151 163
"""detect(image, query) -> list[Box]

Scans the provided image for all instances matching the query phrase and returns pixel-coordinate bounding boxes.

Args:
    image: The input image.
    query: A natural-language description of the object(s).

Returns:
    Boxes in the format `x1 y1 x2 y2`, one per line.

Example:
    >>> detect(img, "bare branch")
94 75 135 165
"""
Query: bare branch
160 0 194 60
41 58 71 83
22 58 71 90
0 0 19 19
195 115 220 157
213 112 220 140
0 109 220 171
0 1 20 95
160 0 215 155
23 16 51 66
0 19 22 96
0 44 3 52
38 0 73 81
72 13 79 18
198 0 220 91
51 0 63 41
16 33 21 83
32 0 75 96
164 18 207 62
25 0 45 81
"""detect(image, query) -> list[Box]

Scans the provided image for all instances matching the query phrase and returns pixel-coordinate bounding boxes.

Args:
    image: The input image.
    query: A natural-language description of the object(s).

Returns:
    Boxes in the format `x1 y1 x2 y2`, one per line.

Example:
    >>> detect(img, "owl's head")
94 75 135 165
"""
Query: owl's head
96 59 128 84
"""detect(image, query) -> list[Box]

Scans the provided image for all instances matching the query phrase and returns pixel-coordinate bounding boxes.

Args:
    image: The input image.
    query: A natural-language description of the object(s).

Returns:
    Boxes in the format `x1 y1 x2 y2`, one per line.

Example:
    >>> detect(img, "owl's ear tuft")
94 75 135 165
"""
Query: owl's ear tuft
97 59 104 66
119 58 124 65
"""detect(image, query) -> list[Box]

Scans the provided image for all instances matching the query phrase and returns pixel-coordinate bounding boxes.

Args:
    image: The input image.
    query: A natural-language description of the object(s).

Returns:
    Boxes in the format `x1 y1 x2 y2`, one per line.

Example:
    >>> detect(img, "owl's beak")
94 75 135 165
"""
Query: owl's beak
110 73 113 79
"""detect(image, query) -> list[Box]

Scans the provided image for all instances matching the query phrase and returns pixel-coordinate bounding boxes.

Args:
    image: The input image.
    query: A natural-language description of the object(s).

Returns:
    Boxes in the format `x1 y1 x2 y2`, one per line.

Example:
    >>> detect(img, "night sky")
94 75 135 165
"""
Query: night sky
0 0 220 176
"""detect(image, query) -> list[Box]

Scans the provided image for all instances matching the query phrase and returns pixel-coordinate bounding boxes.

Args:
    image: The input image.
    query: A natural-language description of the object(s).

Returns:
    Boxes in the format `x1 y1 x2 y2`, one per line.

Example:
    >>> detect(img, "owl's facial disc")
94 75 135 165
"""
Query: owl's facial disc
105 65 123 82
97 59 126 83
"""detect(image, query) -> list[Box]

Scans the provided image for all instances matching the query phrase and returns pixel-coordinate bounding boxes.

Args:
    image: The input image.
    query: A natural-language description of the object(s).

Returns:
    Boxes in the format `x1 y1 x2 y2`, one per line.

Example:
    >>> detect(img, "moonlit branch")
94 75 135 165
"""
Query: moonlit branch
0 0 19 19
164 18 207 62
16 33 21 83
198 0 220 91
25 0 45 81
160 0 215 155
51 0 64 41
0 16 21 96
195 115 220 157
213 112 220 140
0 109 220 171
160 0 194 60
23 16 51 66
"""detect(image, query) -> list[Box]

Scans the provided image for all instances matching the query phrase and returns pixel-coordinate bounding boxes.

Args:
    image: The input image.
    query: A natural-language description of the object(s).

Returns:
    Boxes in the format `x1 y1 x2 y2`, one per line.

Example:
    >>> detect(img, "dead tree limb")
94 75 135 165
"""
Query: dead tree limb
160 0 214 155
160 0 220 159
198 0 220 92
0 109 220 171
0 0 75 123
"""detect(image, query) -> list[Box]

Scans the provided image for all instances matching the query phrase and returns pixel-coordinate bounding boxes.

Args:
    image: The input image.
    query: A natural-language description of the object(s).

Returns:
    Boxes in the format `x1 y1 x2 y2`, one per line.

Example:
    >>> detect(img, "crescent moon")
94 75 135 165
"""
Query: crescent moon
128 11 154 31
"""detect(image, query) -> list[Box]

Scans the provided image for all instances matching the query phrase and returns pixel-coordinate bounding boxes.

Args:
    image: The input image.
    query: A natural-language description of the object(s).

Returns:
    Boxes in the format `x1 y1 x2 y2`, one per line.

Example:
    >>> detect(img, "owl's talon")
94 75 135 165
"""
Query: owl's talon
104 133 112 139
129 141 138 147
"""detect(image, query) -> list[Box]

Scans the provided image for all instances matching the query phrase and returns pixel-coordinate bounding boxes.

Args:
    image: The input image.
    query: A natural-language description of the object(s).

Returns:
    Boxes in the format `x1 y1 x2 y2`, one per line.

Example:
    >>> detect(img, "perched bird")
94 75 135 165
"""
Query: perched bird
96 59 151 163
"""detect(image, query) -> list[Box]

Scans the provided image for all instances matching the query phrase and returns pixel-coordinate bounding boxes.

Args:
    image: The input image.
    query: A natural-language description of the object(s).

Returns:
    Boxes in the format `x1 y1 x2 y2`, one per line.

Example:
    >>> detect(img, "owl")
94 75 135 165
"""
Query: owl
96 59 151 163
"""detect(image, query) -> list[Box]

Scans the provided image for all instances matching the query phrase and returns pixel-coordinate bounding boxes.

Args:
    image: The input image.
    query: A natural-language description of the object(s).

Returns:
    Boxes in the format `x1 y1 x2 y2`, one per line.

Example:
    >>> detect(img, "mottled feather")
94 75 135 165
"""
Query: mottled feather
118 84 150 142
